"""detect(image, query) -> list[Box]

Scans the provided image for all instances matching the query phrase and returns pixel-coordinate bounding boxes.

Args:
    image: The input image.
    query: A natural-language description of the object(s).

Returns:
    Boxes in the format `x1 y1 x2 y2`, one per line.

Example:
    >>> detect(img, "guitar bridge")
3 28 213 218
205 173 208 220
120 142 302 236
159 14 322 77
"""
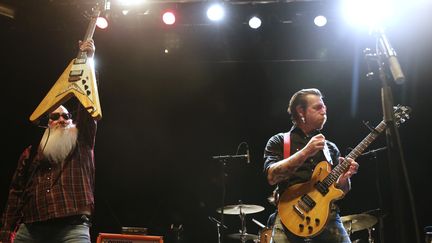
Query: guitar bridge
293 205 305 219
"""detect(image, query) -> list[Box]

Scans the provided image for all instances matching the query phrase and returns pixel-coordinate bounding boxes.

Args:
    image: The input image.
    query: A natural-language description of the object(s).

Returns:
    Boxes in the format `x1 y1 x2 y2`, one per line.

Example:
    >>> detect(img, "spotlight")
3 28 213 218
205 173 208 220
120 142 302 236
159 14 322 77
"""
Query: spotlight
96 17 108 29
314 15 327 27
248 16 262 29
118 0 145 6
207 4 224 21
341 0 393 29
162 11 176 25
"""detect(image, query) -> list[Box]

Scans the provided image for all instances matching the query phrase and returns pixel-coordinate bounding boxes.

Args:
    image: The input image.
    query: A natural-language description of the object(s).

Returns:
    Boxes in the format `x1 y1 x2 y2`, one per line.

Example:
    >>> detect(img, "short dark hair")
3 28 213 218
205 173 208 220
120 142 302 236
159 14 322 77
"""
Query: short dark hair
287 88 323 124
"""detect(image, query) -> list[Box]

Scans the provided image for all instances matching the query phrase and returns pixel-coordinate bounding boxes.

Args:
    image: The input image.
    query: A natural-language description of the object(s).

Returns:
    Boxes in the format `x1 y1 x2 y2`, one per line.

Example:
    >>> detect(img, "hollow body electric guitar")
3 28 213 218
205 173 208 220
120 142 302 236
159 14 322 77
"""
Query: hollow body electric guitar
29 3 103 122
277 105 410 238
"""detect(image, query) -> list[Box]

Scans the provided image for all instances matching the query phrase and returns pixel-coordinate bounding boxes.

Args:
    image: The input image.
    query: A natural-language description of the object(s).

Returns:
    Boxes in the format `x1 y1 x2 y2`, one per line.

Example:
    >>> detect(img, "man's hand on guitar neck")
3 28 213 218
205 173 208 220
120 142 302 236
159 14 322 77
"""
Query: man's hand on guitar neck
336 157 359 193
78 39 95 58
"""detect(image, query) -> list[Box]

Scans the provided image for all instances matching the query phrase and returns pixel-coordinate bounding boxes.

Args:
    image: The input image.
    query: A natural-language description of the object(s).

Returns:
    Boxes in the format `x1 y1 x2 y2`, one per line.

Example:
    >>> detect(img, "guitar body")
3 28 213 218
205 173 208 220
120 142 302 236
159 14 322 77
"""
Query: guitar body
30 57 102 122
29 3 103 123
278 161 345 238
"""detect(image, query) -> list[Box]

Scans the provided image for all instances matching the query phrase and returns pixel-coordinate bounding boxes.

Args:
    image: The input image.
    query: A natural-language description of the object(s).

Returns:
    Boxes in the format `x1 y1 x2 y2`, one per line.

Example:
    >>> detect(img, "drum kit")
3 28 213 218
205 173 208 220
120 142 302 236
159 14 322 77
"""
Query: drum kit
341 212 379 243
216 203 269 243
215 203 380 243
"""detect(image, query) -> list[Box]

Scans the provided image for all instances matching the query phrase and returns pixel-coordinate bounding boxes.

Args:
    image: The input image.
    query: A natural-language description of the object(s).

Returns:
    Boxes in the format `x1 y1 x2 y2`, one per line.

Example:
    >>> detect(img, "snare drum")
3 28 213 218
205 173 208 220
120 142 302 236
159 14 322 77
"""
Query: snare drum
259 227 273 243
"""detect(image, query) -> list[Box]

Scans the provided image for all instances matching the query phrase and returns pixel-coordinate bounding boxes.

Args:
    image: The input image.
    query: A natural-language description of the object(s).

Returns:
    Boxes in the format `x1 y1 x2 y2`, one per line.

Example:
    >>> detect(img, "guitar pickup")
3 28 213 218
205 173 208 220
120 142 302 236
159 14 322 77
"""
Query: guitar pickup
69 70 83 77
314 181 329 196
301 194 316 209
74 58 87 64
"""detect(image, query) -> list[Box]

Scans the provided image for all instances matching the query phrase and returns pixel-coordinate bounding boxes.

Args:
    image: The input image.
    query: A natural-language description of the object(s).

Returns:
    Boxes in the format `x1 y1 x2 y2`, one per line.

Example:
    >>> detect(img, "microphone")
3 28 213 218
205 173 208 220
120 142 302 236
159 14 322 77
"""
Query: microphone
377 29 406 84
246 147 251 164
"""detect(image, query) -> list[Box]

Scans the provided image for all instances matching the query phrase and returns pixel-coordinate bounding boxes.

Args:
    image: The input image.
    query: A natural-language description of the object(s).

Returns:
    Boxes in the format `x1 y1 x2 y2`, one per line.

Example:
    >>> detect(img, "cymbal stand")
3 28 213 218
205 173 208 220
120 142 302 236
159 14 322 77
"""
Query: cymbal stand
345 220 353 236
238 209 247 243
368 227 375 243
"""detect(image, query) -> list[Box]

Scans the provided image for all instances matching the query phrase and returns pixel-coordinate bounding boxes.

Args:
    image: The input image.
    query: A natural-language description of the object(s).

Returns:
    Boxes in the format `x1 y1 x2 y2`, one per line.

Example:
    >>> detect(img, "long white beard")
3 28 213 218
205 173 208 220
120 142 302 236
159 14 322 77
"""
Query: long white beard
40 124 78 163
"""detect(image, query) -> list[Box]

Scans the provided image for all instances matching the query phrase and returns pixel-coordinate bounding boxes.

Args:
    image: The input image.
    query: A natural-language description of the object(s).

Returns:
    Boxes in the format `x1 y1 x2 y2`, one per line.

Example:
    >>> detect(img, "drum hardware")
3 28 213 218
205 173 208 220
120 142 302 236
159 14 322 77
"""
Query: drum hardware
251 218 266 229
342 213 378 243
227 233 259 242
251 218 273 243
341 213 378 233
209 216 228 243
216 204 265 215
217 202 265 243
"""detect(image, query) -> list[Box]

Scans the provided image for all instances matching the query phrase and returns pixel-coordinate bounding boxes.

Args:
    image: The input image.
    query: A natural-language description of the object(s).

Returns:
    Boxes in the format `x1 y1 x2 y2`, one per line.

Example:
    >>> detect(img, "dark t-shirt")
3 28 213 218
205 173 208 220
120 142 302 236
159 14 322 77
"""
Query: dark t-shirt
263 126 340 194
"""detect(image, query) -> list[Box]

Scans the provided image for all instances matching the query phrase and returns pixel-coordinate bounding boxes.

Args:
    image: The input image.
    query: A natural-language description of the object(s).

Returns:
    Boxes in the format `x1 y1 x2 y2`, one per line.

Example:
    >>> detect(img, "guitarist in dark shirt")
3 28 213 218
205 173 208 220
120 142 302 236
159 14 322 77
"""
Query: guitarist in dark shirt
264 88 359 242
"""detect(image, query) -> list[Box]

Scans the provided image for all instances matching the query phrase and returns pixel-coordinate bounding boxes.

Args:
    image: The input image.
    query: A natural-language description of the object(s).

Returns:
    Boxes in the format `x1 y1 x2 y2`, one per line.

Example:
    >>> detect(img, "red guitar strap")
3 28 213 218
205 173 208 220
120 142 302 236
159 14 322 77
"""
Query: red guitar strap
283 132 291 159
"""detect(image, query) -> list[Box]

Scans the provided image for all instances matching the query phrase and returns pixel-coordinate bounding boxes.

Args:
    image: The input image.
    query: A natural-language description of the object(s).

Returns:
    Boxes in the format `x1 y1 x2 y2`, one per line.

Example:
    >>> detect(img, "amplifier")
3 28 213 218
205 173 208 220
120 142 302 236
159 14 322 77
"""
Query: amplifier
96 233 163 243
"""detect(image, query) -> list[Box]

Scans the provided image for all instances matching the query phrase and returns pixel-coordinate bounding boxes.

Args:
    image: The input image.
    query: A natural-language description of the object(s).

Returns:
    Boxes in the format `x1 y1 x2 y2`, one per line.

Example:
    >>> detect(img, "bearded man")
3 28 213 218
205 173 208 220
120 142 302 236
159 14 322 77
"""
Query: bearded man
0 40 97 243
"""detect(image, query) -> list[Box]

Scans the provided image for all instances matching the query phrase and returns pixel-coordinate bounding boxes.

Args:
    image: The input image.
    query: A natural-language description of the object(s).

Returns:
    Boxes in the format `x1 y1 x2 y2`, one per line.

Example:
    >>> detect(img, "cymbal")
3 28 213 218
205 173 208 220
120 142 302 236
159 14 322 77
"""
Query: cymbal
227 233 258 241
341 213 378 233
216 204 264 215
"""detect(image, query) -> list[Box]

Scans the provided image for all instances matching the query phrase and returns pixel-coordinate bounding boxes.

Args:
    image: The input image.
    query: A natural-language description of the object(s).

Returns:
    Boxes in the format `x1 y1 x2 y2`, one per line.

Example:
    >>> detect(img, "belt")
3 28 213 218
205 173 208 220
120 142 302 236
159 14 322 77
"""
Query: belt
30 214 92 226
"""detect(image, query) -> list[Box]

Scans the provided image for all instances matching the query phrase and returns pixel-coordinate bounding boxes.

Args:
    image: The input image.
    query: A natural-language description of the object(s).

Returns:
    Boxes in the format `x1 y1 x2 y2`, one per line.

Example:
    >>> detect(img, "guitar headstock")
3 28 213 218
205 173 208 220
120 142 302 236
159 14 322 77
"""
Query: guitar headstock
394 105 411 126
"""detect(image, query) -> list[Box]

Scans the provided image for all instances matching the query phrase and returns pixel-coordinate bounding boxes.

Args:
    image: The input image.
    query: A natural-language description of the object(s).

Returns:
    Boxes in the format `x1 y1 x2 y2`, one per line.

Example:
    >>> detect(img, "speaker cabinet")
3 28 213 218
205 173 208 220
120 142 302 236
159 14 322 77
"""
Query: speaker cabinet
96 233 163 243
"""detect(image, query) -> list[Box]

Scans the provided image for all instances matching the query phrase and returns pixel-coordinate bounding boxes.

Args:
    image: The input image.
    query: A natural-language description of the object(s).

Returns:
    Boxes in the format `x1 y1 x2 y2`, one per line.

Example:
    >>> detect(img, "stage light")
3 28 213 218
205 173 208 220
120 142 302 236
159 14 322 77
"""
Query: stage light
162 11 176 25
248 16 262 29
118 0 145 6
121 9 130 15
314 15 327 27
96 17 108 29
341 0 393 29
206 4 225 22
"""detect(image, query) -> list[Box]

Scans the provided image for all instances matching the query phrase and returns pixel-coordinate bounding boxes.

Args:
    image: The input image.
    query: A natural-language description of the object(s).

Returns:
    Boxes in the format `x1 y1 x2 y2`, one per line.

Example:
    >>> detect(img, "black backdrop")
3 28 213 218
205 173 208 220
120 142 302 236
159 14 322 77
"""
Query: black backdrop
1 1 432 242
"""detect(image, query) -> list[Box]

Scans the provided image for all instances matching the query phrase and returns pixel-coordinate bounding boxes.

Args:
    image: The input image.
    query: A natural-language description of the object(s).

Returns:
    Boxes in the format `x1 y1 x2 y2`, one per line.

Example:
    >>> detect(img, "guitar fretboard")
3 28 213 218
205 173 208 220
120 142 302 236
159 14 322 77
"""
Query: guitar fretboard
76 7 100 60
322 121 387 187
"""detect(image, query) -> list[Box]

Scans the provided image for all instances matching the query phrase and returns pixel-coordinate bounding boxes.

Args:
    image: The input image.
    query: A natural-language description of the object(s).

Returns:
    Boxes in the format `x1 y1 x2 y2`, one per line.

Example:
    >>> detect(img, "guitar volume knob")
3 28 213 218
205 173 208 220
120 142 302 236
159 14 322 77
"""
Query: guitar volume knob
299 224 304 232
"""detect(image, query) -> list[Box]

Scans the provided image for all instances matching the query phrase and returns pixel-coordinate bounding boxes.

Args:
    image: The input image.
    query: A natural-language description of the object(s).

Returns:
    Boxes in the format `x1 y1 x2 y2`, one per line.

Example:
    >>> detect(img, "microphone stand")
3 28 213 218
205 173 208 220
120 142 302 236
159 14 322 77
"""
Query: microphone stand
215 156 227 243
211 151 249 243
365 28 421 243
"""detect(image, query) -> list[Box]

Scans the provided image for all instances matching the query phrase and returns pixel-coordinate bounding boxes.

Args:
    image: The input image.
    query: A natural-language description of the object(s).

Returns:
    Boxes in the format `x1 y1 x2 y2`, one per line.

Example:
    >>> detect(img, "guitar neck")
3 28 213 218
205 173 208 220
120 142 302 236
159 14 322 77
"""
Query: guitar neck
324 120 387 185
76 8 101 60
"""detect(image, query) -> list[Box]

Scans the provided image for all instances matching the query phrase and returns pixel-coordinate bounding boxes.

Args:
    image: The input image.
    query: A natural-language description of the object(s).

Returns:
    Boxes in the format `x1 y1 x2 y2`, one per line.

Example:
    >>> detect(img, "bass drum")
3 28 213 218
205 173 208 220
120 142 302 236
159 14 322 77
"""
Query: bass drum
259 227 273 243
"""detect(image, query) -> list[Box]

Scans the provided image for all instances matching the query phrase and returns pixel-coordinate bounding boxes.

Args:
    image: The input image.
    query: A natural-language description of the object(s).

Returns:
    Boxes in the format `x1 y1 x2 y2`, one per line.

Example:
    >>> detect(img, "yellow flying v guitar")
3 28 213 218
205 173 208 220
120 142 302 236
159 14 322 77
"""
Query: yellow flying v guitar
278 105 410 238
29 2 104 122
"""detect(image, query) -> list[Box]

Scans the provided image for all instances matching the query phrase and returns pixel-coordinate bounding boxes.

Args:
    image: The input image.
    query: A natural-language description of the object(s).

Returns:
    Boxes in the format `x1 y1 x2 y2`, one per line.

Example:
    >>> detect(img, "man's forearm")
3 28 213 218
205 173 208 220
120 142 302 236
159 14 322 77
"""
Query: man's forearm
267 149 309 185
